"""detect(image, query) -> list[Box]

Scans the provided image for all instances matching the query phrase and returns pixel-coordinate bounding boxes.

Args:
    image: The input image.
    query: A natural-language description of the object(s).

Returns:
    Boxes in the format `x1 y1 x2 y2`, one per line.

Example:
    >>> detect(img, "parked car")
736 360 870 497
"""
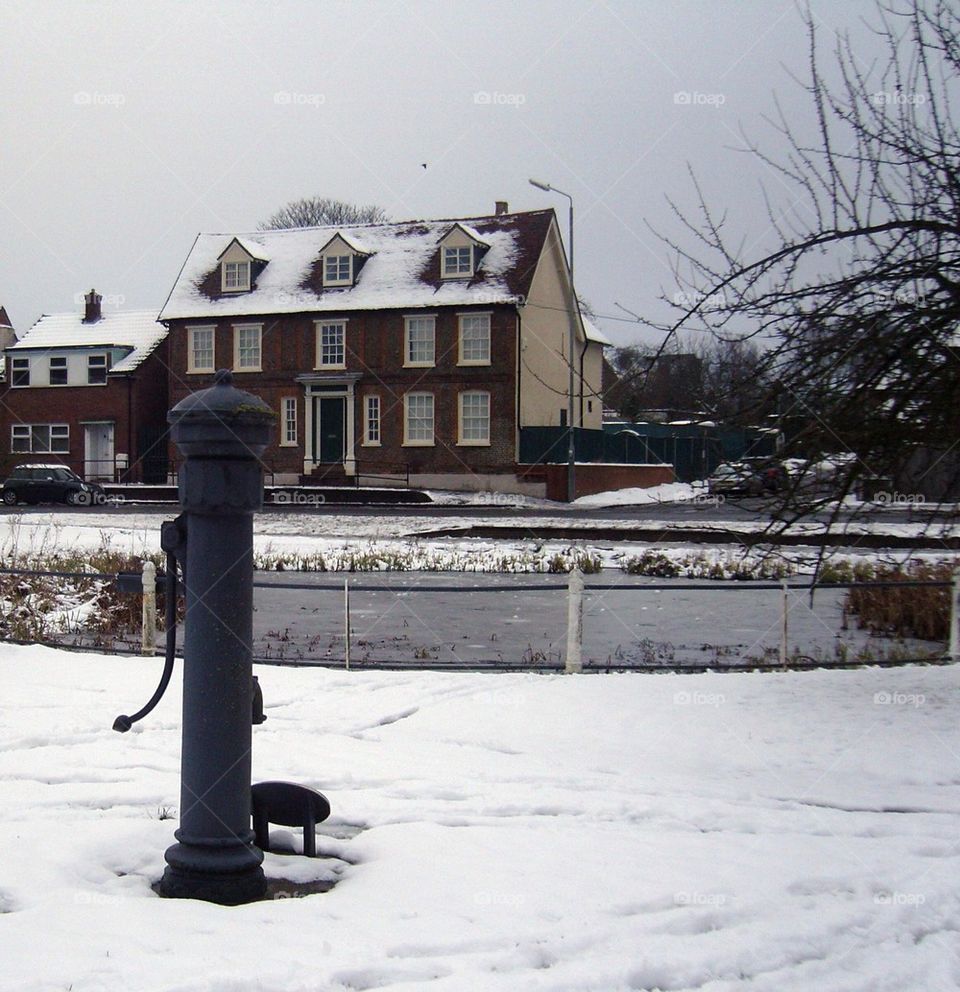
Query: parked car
0 464 105 507
707 462 763 496
707 460 786 497
740 458 787 493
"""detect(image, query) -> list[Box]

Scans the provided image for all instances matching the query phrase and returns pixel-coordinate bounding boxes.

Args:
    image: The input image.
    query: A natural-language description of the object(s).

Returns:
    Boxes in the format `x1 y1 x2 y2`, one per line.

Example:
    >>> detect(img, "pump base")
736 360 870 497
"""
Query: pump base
159 862 266 905
160 837 266 905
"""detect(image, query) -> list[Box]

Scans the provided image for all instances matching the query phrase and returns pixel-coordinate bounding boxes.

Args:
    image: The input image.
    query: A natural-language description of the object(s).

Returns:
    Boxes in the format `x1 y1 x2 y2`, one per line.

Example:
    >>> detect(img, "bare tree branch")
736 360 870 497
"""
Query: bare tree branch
259 197 388 230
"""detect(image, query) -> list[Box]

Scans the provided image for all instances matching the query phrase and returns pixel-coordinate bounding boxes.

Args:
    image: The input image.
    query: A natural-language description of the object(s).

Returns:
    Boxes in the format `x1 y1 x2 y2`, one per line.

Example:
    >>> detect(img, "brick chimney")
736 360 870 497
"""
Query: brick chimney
495 201 508 216
83 288 102 323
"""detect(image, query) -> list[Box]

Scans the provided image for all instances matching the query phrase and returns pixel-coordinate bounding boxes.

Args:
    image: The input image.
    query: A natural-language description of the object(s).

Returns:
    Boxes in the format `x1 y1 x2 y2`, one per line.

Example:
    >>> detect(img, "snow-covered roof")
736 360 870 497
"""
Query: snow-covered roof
159 210 554 321
323 231 373 256
451 222 490 246
581 314 611 346
217 236 269 262
9 309 167 373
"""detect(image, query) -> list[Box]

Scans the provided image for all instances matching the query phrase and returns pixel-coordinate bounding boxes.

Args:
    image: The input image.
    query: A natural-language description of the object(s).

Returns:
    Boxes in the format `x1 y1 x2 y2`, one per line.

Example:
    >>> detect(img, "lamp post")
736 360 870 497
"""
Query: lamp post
529 178 577 502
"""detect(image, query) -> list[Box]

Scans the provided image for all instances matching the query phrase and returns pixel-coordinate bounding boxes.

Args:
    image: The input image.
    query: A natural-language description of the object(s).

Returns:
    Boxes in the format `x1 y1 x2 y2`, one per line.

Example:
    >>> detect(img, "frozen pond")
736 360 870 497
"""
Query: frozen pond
251 572 939 669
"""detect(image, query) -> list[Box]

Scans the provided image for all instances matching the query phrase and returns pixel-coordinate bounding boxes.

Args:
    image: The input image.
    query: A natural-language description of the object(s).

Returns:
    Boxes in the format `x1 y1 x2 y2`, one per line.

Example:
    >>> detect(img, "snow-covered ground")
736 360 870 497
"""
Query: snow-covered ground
0 508 955 576
1 647 957 991
574 481 703 507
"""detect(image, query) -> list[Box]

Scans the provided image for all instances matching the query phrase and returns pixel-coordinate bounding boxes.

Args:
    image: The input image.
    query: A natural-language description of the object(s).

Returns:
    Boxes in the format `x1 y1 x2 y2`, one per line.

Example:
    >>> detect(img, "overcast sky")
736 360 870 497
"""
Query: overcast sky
0 0 888 346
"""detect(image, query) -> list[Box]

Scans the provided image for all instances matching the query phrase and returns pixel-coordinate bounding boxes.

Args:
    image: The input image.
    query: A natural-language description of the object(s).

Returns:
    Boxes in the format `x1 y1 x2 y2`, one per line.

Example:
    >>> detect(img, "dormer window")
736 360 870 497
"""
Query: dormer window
223 260 250 292
324 255 353 286
318 232 371 289
442 246 473 278
439 223 489 280
216 237 267 294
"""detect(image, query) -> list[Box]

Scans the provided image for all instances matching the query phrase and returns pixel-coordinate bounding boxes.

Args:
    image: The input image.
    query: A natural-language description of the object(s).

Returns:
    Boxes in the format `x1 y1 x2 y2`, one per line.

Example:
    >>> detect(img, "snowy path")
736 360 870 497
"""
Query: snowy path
1 647 957 990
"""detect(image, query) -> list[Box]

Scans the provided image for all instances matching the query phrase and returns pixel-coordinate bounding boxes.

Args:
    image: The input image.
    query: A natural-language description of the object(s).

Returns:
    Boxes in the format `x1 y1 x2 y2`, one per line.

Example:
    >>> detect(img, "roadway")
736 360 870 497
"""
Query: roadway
0 496 938 529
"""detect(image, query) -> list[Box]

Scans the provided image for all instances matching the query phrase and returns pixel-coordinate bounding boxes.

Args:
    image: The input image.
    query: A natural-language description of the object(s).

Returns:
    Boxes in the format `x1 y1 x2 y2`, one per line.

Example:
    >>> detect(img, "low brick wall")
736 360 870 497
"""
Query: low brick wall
537 463 675 502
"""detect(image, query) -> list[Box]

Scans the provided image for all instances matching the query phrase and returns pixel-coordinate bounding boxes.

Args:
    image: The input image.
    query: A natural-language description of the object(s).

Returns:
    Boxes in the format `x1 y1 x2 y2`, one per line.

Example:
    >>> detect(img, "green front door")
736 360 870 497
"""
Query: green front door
315 397 346 463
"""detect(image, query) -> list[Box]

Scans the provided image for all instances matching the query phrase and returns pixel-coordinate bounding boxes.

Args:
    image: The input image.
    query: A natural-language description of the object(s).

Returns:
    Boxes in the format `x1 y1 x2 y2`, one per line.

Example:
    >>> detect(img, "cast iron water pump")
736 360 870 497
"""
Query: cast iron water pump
157 370 274 904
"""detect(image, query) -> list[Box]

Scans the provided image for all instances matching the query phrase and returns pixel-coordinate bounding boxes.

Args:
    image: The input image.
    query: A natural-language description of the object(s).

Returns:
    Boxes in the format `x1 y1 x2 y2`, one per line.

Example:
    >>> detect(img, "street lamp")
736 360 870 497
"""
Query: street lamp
529 178 577 502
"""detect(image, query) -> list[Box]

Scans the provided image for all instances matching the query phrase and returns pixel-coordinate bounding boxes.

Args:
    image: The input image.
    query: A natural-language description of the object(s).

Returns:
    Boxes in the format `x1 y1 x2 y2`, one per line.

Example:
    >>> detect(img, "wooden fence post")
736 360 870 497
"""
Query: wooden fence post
566 568 583 673
780 581 789 668
142 560 157 656
949 571 959 662
344 577 351 671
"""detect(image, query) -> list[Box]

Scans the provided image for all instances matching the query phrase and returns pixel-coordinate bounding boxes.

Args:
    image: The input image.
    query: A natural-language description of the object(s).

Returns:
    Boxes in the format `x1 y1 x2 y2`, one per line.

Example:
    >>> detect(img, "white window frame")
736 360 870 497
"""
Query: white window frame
281 396 297 446
48 356 68 386
11 423 69 453
404 315 436 368
87 353 108 385
442 245 473 279
323 254 353 287
49 424 70 452
222 259 250 292
10 357 30 387
10 425 30 451
457 312 491 365
187 325 215 374
458 390 491 446
403 392 434 446
315 320 347 369
233 323 262 372
363 394 381 446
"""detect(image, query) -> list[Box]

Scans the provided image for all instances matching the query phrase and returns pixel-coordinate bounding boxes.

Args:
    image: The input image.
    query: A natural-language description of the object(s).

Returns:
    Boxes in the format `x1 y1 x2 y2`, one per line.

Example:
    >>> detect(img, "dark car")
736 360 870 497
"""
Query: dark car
707 462 764 497
0 464 105 507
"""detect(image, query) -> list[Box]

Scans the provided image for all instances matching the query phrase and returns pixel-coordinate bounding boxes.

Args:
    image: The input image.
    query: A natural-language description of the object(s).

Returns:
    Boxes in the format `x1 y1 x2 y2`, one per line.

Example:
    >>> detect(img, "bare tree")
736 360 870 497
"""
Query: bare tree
607 344 705 420
692 336 773 425
648 0 960 511
259 197 388 230
607 336 770 424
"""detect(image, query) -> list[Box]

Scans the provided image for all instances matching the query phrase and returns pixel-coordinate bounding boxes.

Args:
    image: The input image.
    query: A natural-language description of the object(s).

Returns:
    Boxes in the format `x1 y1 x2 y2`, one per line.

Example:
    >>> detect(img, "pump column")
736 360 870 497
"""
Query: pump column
159 369 275 905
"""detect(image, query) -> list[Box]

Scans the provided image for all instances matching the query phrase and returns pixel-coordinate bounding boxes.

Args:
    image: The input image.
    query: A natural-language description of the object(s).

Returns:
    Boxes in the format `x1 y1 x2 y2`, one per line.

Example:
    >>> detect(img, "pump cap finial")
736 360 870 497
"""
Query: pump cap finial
214 368 233 385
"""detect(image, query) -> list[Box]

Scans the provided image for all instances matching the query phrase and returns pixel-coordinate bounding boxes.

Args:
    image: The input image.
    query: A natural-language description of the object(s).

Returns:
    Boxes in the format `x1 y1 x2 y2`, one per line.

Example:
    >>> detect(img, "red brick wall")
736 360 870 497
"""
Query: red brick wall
540 463 675 502
167 306 519 479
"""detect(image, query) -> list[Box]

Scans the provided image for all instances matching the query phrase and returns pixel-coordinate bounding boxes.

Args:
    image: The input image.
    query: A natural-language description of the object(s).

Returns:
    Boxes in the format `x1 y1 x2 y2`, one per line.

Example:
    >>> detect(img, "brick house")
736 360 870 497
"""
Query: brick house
159 205 609 495
0 291 169 482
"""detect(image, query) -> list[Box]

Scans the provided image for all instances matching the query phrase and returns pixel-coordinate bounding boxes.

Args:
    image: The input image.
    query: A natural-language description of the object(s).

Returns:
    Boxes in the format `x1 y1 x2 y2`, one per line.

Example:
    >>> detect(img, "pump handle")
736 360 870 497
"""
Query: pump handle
113 545 179 732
